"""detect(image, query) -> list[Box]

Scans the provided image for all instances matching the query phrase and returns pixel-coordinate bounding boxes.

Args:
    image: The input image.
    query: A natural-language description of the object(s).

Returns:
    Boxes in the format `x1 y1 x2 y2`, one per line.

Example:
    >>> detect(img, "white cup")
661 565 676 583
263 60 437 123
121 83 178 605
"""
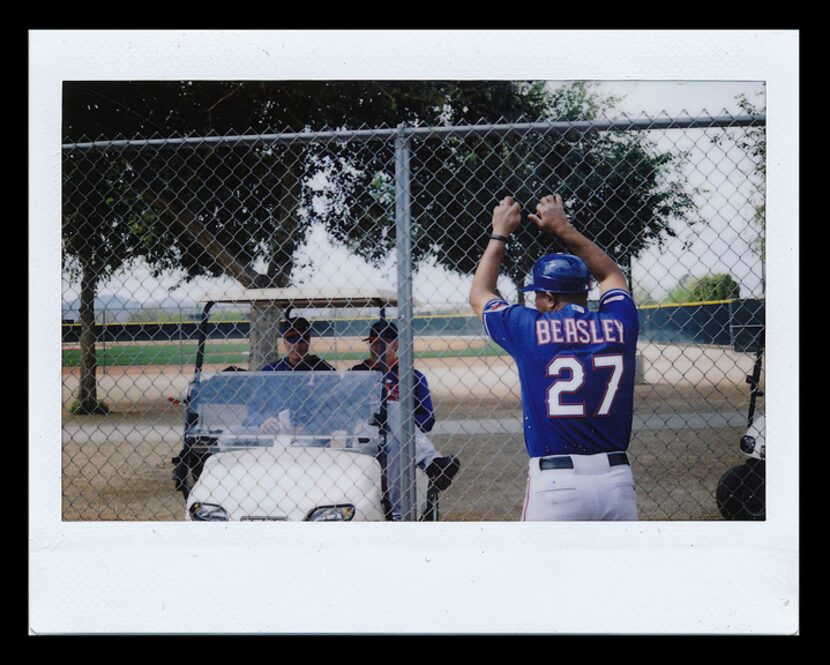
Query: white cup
329 430 348 449
277 409 291 432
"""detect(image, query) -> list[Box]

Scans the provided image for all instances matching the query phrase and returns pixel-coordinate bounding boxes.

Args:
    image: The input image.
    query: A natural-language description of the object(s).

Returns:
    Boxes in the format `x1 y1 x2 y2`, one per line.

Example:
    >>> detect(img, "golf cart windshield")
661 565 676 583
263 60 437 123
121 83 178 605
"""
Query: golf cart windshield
187 371 382 447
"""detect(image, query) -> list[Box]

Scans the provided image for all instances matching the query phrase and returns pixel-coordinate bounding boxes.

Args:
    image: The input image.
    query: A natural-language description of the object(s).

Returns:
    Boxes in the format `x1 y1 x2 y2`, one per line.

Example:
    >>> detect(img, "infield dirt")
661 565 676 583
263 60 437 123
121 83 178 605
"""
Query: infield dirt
60 340 764 521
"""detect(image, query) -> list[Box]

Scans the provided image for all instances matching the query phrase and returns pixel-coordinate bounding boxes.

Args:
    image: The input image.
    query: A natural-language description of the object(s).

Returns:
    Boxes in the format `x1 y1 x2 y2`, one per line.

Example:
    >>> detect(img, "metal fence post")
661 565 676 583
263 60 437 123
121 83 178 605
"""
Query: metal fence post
101 307 106 375
395 124 418 522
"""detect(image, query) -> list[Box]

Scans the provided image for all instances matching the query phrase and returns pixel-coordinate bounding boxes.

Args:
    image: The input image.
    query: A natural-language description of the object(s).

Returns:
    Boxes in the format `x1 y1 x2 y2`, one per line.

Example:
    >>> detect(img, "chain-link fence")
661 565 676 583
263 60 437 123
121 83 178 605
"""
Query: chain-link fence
62 110 766 522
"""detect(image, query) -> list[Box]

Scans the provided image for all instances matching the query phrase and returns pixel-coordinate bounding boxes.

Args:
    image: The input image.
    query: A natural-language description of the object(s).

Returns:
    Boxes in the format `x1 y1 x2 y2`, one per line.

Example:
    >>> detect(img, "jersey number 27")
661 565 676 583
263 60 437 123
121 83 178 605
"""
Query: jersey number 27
546 354 623 417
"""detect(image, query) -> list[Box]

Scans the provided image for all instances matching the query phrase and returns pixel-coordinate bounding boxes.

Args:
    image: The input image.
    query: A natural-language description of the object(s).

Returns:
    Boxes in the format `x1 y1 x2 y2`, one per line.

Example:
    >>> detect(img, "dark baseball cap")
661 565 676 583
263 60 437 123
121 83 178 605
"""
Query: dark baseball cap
281 317 312 341
364 320 397 341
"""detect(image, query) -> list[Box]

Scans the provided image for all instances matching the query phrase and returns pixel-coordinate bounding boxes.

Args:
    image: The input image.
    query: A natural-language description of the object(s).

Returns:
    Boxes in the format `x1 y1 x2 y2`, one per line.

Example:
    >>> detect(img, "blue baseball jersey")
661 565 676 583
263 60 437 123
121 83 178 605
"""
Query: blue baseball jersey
483 289 639 457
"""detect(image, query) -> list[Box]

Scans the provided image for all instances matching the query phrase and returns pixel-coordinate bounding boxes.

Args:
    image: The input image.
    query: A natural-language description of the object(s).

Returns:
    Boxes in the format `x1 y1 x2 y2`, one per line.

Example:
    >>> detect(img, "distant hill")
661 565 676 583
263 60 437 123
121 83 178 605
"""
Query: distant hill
61 294 230 323
62 295 146 323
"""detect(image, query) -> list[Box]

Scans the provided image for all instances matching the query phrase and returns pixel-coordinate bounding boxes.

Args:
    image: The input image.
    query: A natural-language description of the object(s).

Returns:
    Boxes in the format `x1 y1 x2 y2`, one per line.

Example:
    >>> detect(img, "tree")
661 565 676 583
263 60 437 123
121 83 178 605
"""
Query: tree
736 93 766 293
710 91 766 294
63 151 147 413
312 82 698 302
62 81 556 377
633 287 658 306
689 274 741 301
665 273 740 304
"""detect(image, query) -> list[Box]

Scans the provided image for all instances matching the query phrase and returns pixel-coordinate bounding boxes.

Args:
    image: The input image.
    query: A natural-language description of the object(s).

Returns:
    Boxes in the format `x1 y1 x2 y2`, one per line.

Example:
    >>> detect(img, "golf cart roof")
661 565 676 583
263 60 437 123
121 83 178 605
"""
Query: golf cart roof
203 287 416 308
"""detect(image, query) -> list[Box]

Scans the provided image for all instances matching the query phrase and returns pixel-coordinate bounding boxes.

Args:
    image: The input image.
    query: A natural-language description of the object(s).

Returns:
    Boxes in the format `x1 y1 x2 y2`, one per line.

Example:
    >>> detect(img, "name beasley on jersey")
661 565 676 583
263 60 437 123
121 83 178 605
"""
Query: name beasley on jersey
535 318 625 346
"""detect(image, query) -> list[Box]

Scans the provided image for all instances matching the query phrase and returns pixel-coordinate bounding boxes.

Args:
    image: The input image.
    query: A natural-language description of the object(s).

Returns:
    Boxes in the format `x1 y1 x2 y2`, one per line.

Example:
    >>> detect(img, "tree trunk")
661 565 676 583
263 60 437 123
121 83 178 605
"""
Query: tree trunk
248 302 282 370
140 188 261 288
140 155 302 371
263 151 302 288
77 261 101 413
248 153 302 370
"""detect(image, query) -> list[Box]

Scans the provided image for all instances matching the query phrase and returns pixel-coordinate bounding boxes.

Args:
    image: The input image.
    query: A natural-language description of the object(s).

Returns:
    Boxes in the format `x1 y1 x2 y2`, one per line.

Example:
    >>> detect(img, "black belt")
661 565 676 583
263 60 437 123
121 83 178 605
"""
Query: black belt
539 452 629 471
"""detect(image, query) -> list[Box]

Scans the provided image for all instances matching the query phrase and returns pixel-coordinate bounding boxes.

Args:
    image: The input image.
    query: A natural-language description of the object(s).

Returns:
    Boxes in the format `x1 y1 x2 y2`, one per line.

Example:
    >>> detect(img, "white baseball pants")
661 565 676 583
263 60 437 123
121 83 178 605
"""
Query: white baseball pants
522 452 639 521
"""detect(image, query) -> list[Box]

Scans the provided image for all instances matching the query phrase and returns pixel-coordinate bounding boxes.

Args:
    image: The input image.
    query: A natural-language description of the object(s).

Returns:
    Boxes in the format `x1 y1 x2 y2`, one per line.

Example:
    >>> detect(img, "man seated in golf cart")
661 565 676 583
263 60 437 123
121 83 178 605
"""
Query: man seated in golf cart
351 320 459 491
253 316 337 435
349 320 460 520
259 317 336 373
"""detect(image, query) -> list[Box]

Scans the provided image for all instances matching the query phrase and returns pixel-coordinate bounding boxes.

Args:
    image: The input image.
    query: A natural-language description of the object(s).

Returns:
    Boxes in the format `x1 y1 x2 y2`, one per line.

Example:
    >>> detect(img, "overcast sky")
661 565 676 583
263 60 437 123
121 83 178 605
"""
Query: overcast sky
61 80 766 311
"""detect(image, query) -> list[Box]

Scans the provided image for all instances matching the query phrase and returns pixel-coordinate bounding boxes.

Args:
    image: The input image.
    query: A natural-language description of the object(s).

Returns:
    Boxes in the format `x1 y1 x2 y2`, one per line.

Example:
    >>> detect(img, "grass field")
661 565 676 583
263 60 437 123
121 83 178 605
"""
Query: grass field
62 340 510 367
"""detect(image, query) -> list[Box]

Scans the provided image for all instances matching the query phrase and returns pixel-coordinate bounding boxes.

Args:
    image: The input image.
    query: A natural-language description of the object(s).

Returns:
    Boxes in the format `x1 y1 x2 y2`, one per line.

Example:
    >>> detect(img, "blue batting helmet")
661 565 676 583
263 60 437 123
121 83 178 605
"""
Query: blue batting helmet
521 254 591 294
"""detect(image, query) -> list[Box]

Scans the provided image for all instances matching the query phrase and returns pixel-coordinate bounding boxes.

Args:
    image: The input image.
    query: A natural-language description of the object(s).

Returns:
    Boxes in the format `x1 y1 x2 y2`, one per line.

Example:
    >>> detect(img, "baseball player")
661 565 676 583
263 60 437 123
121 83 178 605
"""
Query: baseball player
470 194 639 521
350 321 460 519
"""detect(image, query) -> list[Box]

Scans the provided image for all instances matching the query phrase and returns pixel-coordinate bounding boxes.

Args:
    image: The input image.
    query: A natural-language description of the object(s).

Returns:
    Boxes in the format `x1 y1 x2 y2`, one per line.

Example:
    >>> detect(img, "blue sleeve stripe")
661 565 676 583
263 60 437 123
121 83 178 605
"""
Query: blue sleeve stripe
600 289 632 304
483 297 508 312
482 298 508 338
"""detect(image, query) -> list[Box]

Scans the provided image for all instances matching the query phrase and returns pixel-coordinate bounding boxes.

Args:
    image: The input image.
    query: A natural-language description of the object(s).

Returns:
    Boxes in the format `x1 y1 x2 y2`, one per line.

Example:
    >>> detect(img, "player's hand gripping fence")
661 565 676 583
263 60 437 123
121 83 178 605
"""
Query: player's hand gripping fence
62 108 765 521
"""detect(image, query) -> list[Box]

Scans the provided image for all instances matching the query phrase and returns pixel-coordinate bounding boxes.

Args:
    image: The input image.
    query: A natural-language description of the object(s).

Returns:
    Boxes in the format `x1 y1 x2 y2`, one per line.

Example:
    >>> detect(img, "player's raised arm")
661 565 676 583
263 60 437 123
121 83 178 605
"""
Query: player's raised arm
528 194 628 296
470 196 522 319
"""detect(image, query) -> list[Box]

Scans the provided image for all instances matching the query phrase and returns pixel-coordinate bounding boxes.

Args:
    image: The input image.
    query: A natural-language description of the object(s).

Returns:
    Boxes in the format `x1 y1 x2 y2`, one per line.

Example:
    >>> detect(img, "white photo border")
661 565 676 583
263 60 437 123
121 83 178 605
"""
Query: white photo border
30 29 798 635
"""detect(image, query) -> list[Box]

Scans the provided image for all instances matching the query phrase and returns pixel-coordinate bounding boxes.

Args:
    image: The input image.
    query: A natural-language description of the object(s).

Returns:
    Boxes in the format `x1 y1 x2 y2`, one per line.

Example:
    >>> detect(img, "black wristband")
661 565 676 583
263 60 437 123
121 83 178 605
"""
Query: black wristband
489 234 509 243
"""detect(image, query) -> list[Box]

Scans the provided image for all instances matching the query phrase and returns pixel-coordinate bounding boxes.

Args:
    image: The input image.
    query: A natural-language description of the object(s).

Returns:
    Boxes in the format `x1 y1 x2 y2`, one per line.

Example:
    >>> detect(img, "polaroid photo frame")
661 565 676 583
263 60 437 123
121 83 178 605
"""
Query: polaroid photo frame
30 29 798 635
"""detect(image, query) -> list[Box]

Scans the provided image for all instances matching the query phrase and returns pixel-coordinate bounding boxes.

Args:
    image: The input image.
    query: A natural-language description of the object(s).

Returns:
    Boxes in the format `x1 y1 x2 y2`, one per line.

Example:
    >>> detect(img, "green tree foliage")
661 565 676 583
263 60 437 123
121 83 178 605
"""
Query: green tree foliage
665 273 740 304
737 93 766 274
633 287 659 306
664 274 693 304
710 91 766 288
315 82 698 294
690 274 741 301
64 81 698 289
63 81 557 285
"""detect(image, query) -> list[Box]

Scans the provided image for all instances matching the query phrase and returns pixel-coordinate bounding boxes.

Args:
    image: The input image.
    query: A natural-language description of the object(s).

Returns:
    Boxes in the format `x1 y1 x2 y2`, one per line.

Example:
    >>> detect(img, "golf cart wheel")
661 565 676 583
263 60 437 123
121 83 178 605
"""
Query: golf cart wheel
716 459 765 520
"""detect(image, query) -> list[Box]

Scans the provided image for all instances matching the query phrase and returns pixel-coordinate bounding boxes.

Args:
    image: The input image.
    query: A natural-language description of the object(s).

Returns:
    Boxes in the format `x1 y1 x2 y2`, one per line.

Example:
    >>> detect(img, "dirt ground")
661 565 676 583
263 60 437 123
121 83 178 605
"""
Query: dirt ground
60 340 764 522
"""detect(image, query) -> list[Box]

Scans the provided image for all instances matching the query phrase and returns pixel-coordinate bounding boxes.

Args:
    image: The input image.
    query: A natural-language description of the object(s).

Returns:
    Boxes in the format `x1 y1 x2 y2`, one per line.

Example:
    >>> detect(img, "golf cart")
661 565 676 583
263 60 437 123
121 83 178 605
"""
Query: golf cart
716 335 765 521
172 288 438 521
